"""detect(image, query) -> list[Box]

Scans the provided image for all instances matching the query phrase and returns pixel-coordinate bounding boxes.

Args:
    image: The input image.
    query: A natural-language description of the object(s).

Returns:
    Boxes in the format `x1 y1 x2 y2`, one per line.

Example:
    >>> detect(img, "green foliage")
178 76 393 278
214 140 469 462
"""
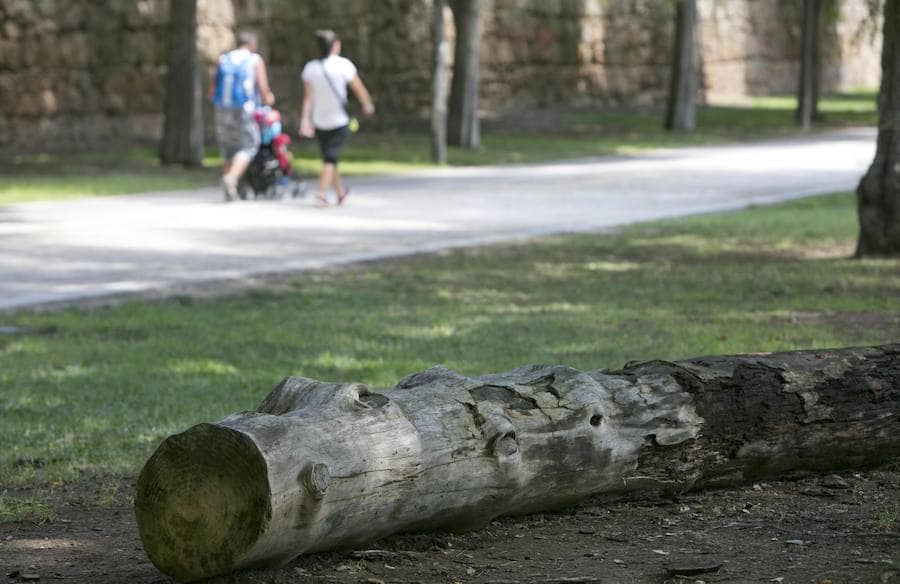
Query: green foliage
1 192 897 488
823 0 841 24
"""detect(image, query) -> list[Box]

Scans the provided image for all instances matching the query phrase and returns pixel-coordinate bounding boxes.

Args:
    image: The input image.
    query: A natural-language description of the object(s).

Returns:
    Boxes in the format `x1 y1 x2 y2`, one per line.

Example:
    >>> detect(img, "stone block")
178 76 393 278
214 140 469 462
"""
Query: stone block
125 0 166 28
0 116 9 148
0 73 15 113
2 19 20 39
58 32 91 67
57 1 85 30
124 31 161 66
31 33 58 67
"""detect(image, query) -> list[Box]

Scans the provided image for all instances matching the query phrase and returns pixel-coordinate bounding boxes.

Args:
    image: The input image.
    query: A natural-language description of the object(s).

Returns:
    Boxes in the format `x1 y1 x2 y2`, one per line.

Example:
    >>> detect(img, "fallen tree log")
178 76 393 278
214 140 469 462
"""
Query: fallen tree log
135 344 900 582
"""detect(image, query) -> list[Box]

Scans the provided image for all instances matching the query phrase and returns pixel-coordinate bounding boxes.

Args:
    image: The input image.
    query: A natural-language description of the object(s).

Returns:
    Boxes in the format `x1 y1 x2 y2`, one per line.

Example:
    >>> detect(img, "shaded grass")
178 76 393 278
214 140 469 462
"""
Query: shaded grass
300 91 878 172
1 192 898 490
0 92 877 203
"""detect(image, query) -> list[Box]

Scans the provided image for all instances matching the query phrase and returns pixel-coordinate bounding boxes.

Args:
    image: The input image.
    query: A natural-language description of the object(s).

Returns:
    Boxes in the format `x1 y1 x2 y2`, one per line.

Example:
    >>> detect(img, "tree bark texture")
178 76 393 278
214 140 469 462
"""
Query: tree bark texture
666 0 697 132
857 0 900 256
431 0 449 164
159 0 204 167
796 0 822 129
135 344 900 582
447 0 481 148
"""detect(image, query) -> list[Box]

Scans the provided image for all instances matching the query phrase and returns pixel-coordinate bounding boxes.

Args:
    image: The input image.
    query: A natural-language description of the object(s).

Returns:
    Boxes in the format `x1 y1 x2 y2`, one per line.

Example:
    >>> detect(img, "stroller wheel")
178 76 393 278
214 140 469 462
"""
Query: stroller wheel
237 180 250 201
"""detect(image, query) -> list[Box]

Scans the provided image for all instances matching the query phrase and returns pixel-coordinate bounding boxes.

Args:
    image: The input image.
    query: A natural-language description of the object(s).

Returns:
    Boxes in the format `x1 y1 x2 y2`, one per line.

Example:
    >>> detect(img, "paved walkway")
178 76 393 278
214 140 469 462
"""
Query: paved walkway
0 128 876 312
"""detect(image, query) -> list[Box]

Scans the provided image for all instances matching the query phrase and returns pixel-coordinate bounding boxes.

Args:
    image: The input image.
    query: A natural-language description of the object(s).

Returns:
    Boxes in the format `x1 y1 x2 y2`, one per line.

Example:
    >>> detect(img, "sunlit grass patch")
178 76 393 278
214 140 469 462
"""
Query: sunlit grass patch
0 191 897 495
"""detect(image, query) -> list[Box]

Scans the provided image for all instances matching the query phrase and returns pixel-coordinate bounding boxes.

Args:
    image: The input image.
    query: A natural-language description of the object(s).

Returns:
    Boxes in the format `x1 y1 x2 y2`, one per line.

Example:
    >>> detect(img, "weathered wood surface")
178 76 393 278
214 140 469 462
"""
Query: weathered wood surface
135 345 900 582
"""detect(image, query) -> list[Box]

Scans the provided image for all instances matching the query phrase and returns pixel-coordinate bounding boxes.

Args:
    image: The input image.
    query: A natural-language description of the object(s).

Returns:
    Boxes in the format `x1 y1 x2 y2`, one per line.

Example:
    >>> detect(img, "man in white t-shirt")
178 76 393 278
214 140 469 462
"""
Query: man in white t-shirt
300 30 375 207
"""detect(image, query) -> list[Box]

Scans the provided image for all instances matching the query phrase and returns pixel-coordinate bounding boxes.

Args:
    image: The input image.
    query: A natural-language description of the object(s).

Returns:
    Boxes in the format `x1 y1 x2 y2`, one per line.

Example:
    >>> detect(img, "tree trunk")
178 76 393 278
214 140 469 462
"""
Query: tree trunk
431 0 449 164
447 0 481 148
665 0 697 132
857 0 900 256
796 0 822 129
135 344 900 582
159 0 204 166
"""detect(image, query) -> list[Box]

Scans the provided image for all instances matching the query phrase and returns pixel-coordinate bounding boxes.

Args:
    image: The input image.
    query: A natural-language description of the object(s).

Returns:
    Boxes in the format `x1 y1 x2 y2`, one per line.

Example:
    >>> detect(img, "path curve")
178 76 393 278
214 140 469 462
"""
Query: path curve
0 128 875 312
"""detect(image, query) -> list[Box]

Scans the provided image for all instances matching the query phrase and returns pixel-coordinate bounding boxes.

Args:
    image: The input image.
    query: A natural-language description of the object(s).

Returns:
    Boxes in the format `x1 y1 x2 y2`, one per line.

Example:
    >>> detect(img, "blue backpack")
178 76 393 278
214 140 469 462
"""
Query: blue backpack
213 50 257 109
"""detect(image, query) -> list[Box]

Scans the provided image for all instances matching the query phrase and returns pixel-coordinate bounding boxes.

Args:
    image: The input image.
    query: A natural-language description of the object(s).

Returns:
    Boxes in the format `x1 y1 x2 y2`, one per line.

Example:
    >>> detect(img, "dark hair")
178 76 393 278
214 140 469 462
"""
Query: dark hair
237 31 258 48
315 30 338 59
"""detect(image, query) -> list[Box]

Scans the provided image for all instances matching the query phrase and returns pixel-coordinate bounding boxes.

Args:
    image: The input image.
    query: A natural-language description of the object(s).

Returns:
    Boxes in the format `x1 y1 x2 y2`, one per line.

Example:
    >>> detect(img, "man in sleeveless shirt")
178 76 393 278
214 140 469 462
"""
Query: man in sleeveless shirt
211 32 276 202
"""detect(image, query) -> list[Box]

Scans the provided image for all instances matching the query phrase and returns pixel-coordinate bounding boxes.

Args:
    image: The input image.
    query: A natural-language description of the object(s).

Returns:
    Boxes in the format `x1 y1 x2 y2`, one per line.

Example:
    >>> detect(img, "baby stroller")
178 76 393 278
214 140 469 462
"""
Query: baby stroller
238 107 306 200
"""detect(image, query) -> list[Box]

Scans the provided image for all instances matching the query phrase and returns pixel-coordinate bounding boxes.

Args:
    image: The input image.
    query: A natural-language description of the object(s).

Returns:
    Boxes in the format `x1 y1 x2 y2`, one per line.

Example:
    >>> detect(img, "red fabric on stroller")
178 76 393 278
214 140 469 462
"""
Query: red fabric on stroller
271 133 292 176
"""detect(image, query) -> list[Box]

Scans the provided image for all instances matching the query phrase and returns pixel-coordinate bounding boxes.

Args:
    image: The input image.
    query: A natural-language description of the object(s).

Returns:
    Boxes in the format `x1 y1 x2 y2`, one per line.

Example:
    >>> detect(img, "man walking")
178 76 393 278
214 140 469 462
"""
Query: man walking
300 30 375 207
212 32 275 201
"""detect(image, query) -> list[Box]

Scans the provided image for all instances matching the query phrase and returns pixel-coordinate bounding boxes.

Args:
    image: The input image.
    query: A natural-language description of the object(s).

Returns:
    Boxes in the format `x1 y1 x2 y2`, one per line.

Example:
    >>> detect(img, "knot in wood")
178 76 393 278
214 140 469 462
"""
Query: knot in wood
493 432 519 460
303 463 331 499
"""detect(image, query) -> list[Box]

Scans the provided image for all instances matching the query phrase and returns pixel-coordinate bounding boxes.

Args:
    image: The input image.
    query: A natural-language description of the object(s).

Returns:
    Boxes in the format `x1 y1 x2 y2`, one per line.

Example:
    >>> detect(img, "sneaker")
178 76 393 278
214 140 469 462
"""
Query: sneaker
222 176 238 202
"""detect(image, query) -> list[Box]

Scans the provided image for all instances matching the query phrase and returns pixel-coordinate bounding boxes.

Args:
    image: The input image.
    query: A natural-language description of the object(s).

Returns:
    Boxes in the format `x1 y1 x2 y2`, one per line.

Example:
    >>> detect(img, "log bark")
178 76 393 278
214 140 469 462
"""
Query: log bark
135 344 900 582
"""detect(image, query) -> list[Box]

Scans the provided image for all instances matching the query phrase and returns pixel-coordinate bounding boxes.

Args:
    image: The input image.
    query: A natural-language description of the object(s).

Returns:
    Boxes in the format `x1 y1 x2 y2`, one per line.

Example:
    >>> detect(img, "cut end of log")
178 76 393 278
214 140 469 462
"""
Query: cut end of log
134 423 271 582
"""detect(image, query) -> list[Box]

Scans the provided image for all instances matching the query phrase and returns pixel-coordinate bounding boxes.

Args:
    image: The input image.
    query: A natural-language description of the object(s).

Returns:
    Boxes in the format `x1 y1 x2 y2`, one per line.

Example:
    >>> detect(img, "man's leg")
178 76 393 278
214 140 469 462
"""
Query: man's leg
222 152 252 201
226 152 252 182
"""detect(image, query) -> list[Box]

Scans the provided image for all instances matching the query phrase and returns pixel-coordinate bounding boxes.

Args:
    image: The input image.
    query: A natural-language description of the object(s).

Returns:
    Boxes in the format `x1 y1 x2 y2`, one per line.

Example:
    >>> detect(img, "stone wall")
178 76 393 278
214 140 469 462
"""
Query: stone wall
699 0 881 102
0 0 170 150
481 0 678 110
0 0 883 152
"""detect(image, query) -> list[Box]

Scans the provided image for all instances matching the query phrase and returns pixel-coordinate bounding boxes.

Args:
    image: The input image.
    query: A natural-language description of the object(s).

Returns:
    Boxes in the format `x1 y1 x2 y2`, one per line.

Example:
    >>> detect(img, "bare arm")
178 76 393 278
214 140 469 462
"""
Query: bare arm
349 75 375 116
208 64 218 101
299 80 315 137
255 56 275 105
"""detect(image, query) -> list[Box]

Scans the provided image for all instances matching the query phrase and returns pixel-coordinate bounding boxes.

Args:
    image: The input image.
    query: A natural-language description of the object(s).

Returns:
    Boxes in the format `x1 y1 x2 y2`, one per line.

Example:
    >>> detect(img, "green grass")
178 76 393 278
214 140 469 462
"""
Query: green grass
1 192 898 489
0 150 214 204
0 174 212 204
873 509 897 532
0 92 877 204
0 493 56 523
310 91 879 171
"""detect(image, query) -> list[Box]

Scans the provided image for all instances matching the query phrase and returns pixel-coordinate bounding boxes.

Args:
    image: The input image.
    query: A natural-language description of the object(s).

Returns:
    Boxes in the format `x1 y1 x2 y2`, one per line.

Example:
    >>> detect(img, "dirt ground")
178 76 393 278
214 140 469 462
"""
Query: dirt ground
2 467 898 584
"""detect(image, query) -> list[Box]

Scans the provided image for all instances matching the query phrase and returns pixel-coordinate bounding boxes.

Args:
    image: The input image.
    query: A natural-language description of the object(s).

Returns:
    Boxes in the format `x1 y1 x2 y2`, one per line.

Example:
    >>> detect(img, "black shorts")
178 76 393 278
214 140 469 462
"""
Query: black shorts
315 125 350 164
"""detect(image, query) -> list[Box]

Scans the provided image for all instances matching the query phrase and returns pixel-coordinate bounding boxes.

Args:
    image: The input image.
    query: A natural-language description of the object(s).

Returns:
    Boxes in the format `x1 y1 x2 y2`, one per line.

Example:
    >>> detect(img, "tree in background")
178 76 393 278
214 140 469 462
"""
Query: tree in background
665 0 697 132
447 0 481 148
432 0 449 163
856 0 900 256
796 0 823 129
159 0 204 166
